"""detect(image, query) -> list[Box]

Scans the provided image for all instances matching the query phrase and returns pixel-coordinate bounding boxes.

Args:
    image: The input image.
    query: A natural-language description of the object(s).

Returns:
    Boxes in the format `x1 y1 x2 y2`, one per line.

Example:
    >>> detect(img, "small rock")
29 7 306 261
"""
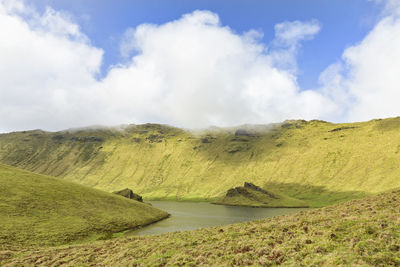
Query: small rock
235 129 250 137
113 188 143 202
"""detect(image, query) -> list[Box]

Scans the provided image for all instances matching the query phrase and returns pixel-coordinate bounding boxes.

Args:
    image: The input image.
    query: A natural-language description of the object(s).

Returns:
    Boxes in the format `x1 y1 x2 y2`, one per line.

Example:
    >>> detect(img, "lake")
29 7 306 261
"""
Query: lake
129 201 307 236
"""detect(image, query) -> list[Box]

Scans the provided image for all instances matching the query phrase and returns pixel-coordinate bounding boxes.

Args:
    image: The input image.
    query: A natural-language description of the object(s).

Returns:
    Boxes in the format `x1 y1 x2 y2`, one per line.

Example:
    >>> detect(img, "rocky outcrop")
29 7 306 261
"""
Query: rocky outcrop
226 186 250 197
234 129 250 137
145 134 164 143
226 182 277 199
113 188 143 202
212 181 290 207
243 182 278 199
328 126 357 132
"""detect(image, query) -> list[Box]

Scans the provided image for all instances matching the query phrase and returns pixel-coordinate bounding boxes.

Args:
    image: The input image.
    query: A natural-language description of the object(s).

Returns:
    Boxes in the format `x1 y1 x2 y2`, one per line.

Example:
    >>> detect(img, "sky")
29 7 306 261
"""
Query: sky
31 0 379 90
0 0 400 132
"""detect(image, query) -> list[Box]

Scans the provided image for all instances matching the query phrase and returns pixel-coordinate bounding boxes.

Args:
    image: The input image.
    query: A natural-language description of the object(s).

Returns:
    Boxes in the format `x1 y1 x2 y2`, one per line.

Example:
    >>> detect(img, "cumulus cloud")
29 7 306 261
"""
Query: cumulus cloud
373 0 400 16
274 19 321 46
3 0 400 132
103 10 331 128
271 19 321 73
319 0 400 122
0 0 103 132
0 2 332 132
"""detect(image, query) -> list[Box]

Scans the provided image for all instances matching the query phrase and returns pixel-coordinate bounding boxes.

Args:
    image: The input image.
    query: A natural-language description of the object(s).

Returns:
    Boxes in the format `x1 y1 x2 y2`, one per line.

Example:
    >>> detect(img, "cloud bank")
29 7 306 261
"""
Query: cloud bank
319 1 400 122
0 0 400 132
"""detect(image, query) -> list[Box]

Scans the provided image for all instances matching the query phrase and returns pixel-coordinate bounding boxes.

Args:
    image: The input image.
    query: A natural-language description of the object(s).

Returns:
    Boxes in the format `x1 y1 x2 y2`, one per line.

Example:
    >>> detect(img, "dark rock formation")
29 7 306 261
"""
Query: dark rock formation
52 135 65 141
235 129 250 137
85 136 104 142
226 187 249 197
281 123 293 128
113 188 143 202
244 182 278 199
146 134 164 143
328 126 357 132
225 182 278 199
68 136 104 142
228 148 241 154
231 138 249 142
201 138 211 143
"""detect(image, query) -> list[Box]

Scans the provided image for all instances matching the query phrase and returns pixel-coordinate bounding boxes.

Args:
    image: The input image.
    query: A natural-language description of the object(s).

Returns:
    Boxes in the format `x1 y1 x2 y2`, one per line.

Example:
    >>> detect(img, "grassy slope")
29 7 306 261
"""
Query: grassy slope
214 183 309 207
0 164 168 247
2 189 399 266
215 190 309 208
1 117 400 206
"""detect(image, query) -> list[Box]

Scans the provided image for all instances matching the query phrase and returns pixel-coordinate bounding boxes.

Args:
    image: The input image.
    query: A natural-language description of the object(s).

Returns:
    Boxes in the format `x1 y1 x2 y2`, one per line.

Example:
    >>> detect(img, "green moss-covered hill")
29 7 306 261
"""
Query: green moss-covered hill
2 188 399 266
214 182 309 208
0 164 168 247
1 117 400 206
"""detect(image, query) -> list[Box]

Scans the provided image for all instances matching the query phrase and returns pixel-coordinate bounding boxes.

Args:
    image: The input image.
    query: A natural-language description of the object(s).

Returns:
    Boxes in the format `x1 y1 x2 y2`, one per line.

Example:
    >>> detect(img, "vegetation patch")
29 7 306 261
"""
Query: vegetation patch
0 164 168 247
1 118 400 206
2 188 399 266
215 182 309 208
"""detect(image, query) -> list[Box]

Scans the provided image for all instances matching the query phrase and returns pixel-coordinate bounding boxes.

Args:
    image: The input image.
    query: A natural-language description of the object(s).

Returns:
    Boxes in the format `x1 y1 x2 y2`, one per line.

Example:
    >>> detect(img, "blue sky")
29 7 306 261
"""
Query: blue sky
33 0 379 90
1 0 400 131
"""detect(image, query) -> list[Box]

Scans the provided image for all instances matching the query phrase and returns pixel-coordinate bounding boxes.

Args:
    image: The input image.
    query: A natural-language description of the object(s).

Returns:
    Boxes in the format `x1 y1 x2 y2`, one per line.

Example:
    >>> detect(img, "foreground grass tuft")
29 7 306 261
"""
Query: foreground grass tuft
2 189 399 266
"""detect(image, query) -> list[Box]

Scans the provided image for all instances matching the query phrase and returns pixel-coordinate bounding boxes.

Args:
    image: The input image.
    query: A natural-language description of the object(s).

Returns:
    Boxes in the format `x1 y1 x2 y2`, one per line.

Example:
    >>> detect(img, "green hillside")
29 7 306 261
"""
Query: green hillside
0 164 168 247
1 117 400 206
2 188 399 266
214 182 309 207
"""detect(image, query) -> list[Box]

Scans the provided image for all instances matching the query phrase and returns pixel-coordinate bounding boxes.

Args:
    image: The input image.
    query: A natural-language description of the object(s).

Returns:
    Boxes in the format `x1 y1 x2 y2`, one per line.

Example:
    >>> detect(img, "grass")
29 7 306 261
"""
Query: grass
0 118 399 265
1 117 400 206
262 182 370 208
214 182 309 208
0 163 169 247
1 188 399 266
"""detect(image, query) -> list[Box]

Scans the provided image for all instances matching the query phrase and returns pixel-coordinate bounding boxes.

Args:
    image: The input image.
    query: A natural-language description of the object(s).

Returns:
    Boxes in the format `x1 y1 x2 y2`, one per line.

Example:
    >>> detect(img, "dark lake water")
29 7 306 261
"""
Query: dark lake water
129 201 307 236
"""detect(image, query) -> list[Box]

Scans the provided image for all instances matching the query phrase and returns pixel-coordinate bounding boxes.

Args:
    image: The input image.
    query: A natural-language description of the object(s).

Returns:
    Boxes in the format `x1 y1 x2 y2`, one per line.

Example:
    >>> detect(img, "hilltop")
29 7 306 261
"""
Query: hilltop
1 117 400 206
0 164 168 247
2 187 399 266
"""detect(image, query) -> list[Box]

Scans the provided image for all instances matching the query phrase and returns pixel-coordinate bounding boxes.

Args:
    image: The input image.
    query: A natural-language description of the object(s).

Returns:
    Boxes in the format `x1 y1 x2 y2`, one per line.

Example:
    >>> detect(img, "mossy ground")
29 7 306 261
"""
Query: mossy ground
2 189 399 266
1 118 400 207
0 164 168 247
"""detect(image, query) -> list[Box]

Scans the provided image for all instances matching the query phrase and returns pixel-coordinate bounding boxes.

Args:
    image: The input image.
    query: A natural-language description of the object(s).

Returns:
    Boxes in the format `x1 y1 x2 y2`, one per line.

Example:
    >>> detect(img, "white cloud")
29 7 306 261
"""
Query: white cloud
99 11 332 128
274 19 321 46
373 0 400 16
0 0 104 132
271 20 321 73
0 2 332 132
6 0 400 132
319 0 400 122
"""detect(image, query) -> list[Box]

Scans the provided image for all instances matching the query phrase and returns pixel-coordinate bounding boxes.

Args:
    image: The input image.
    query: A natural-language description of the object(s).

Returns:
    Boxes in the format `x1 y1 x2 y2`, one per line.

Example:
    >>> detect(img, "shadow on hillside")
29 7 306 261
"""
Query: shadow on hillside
192 127 285 164
262 182 370 207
